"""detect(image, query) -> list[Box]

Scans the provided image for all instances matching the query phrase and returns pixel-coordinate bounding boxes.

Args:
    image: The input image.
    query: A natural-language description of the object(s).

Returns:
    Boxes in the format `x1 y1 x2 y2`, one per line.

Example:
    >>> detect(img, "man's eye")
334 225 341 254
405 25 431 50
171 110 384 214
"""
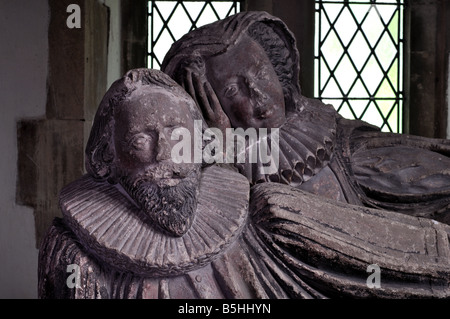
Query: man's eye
164 125 180 137
130 134 151 150
224 84 239 98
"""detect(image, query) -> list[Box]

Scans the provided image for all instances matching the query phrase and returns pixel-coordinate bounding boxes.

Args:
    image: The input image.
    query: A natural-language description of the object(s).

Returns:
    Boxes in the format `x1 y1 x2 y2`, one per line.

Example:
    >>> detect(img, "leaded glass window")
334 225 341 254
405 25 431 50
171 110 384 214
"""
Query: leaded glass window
315 0 405 133
148 0 241 69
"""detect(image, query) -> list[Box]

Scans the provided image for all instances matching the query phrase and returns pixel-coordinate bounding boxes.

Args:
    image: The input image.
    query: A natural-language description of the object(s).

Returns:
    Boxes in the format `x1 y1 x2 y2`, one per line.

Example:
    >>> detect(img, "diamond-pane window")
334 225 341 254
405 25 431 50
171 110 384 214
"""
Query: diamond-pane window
315 0 405 133
148 1 241 69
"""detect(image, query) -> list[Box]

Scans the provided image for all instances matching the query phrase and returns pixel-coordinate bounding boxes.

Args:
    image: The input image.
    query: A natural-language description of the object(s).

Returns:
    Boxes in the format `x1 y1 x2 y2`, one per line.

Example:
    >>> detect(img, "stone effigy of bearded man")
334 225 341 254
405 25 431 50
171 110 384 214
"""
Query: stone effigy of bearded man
38 69 251 298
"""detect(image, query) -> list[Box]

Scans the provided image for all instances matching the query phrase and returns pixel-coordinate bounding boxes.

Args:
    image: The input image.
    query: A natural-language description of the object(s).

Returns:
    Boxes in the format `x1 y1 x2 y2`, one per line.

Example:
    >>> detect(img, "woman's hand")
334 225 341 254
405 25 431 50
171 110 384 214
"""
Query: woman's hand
182 69 231 133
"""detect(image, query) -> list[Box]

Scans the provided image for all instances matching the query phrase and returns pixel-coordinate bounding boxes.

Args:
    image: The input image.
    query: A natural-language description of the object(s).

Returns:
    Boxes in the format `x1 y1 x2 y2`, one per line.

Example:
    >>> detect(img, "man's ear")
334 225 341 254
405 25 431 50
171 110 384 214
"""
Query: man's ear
85 134 117 183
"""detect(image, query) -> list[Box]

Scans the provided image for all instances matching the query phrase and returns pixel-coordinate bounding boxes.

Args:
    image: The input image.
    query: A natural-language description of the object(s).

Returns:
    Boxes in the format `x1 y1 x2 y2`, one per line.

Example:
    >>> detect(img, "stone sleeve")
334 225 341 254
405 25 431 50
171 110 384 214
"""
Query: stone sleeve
249 182 450 298
38 217 110 299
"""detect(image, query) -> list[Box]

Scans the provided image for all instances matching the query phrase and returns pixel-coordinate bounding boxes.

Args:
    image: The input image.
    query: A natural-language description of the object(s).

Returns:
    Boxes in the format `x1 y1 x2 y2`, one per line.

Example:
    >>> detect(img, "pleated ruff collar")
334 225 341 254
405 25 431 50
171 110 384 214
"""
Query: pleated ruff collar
235 101 337 187
60 166 250 277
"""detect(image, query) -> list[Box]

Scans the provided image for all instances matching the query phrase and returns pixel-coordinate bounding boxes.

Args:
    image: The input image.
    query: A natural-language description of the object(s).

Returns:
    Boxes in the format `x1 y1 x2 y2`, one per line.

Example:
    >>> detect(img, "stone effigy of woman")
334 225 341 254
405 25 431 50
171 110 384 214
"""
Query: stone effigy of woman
162 11 450 225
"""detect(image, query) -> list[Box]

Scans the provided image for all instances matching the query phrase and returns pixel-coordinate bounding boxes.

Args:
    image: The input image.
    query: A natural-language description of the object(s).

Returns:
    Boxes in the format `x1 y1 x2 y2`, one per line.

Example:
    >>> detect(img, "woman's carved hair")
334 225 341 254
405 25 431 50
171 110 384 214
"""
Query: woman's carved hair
162 11 302 112
247 21 297 110
85 68 204 182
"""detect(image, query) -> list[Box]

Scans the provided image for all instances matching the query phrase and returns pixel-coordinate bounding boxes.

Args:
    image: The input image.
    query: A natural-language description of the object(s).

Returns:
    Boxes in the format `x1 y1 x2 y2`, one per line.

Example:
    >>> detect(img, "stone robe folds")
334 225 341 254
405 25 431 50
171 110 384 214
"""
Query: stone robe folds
38 165 450 299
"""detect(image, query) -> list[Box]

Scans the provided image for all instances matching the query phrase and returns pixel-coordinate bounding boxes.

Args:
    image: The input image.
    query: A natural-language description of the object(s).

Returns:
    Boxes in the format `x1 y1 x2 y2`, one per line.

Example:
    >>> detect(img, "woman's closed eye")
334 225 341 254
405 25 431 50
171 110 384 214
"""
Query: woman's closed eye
255 68 269 81
224 83 239 98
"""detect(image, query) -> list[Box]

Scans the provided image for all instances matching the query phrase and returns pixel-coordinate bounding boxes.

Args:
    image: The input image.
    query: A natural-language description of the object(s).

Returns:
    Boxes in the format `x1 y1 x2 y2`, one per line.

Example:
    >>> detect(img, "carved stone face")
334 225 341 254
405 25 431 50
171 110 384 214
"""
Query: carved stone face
113 86 200 237
114 86 196 180
206 34 286 129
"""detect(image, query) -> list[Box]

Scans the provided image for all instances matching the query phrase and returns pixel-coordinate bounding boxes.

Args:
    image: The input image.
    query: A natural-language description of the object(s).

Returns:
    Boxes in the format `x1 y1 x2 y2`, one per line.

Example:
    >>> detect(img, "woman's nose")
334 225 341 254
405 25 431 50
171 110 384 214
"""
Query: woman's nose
248 81 268 105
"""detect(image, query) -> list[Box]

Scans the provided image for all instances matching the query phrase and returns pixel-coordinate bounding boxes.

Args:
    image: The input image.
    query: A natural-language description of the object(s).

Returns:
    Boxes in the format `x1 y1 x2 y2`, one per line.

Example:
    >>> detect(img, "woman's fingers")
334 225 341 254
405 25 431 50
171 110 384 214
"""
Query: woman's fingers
192 72 214 117
183 69 198 106
204 81 221 113
204 81 231 129
186 72 231 130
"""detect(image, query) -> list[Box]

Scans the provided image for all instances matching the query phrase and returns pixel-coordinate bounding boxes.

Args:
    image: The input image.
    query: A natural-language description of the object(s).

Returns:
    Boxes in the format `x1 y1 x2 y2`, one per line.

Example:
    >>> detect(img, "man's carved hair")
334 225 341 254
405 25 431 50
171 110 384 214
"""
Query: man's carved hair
85 68 204 182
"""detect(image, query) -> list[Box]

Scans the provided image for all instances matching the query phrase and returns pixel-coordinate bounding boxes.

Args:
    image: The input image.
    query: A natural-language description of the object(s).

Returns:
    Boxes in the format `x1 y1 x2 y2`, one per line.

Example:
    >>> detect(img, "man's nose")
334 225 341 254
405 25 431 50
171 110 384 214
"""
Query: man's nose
156 132 172 162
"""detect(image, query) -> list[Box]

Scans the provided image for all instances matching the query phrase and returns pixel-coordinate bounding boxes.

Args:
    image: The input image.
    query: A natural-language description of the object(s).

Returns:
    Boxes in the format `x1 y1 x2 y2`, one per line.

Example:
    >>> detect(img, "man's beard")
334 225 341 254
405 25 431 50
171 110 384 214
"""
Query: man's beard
119 164 201 237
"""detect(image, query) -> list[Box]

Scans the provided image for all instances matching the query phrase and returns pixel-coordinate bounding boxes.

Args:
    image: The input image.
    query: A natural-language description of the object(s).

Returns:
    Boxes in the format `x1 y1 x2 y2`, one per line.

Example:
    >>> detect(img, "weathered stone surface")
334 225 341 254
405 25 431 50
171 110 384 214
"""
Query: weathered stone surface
39 178 450 298
38 13 450 299
250 182 450 298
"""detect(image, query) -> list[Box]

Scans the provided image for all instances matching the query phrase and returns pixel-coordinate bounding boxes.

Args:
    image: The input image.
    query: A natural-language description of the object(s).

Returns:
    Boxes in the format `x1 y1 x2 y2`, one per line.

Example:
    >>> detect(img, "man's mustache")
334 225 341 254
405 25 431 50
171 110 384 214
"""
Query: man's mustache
127 162 199 187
